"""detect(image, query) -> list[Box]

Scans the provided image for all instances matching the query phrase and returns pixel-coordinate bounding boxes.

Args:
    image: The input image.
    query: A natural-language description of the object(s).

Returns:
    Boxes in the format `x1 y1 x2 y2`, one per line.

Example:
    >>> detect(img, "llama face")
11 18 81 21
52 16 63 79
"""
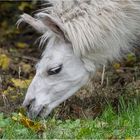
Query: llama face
18 0 140 118
23 41 90 118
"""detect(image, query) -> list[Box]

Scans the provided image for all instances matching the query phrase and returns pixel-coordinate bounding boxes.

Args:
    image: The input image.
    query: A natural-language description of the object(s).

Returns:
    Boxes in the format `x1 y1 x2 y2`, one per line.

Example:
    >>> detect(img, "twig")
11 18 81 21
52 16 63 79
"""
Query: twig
2 94 9 107
121 67 139 71
0 76 2 90
11 54 39 62
81 108 87 119
18 66 21 79
101 65 106 86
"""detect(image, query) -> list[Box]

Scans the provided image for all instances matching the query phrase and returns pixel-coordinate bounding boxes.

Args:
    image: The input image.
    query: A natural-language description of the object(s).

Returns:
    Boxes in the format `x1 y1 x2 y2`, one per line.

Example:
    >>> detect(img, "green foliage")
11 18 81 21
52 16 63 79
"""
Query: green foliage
0 99 140 139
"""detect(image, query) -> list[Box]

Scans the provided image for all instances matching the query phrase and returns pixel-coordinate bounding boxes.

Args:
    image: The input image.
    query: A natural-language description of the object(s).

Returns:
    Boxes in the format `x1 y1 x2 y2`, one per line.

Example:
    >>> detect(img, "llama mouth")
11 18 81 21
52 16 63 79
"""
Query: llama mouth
28 105 45 119
36 106 47 118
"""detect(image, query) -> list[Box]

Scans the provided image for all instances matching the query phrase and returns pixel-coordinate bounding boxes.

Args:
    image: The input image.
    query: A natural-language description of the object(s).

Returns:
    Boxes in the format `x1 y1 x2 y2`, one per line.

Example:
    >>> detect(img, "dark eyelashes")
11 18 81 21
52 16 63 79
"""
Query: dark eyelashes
48 64 63 75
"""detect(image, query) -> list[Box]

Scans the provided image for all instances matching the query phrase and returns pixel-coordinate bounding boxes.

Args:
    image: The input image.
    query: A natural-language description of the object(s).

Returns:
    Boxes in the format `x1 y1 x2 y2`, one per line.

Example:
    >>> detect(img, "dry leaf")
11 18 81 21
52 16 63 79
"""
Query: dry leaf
2 87 14 95
0 54 10 70
127 53 136 63
18 2 32 11
12 113 45 132
21 62 32 74
16 42 28 49
11 78 32 89
0 128 3 134
95 121 108 128
113 63 121 70
125 138 134 140
12 116 18 121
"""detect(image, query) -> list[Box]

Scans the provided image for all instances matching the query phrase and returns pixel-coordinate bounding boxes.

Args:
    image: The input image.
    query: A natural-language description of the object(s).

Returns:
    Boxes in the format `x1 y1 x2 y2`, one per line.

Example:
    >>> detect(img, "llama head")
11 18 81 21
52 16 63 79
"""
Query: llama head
18 13 93 119
18 0 140 118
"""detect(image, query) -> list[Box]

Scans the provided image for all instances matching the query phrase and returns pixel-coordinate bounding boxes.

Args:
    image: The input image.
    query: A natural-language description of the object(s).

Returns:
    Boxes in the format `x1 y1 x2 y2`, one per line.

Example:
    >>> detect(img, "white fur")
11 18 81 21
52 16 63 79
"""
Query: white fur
42 0 140 69
18 0 140 118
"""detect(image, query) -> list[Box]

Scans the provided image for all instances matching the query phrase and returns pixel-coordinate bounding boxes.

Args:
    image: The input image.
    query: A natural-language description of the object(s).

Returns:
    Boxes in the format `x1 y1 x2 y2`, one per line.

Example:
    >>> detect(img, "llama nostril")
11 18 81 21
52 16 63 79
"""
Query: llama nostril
22 98 35 111
26 103 31 112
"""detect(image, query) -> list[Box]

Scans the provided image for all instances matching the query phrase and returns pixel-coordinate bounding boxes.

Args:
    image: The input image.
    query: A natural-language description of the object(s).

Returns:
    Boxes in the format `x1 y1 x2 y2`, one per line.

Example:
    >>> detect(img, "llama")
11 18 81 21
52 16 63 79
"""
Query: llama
17 0 140 118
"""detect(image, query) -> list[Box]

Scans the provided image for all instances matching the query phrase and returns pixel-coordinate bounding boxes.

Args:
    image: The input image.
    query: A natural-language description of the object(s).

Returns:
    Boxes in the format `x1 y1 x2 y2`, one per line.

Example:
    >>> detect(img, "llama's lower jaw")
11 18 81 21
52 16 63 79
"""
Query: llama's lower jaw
27 106 45 119
27 105 51 119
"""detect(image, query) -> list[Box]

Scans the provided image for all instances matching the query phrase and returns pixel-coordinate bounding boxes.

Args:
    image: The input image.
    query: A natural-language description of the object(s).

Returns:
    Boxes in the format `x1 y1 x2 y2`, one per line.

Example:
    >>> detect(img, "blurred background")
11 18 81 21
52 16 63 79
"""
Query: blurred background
0 1 41 114
0 1 140 119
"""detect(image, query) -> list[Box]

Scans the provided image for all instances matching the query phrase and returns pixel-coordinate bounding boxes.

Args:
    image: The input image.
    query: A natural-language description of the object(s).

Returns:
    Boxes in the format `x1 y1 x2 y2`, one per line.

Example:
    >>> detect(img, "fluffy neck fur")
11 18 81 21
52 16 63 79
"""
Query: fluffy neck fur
40 0 140 72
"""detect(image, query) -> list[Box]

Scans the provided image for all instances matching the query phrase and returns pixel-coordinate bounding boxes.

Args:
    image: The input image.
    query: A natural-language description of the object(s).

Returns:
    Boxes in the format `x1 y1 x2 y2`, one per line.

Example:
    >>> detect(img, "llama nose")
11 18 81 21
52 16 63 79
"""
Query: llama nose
22 98 35 111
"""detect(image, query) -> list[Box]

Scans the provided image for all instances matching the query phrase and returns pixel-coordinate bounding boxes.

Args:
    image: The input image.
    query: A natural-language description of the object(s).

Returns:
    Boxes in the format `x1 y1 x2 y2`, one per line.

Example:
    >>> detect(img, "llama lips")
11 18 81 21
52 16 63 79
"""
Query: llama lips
28 104 51 119
28 105 44 119
37 106 49 118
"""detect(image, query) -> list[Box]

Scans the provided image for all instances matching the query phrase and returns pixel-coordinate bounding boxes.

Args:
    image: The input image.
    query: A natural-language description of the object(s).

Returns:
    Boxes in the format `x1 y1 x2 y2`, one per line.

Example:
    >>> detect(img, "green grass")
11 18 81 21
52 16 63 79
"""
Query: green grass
0 98 140 139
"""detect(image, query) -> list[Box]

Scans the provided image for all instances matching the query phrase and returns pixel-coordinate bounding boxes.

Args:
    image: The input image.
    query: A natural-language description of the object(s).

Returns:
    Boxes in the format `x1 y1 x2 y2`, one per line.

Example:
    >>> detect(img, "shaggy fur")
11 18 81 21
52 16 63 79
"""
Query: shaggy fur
18 0 140 73
42 0 140 67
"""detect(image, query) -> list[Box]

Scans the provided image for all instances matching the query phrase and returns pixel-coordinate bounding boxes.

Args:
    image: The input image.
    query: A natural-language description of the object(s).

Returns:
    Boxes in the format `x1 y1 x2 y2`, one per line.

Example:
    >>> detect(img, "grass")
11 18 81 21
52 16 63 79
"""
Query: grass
0 98 140 139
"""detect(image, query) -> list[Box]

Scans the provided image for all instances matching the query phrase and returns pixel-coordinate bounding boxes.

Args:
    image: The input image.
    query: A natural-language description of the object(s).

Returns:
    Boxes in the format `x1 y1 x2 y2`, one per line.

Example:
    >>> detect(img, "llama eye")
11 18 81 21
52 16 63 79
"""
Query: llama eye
48 65 63 75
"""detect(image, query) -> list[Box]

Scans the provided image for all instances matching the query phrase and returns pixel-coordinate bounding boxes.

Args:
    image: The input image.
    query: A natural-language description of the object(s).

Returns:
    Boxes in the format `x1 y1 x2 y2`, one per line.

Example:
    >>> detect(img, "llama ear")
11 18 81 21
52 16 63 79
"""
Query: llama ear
36 13 65 38
17 13 48 34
